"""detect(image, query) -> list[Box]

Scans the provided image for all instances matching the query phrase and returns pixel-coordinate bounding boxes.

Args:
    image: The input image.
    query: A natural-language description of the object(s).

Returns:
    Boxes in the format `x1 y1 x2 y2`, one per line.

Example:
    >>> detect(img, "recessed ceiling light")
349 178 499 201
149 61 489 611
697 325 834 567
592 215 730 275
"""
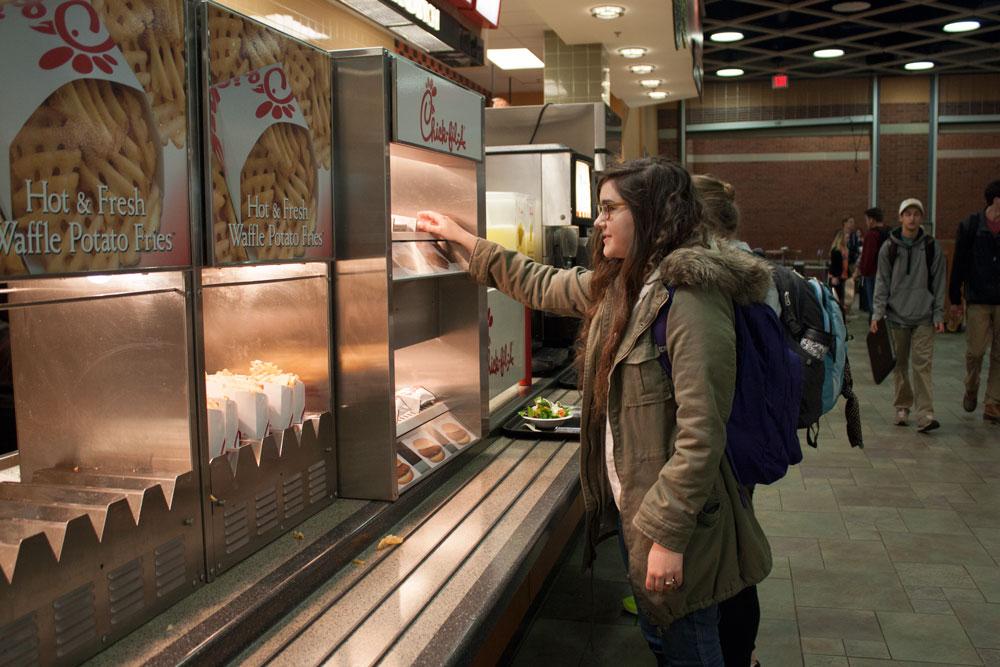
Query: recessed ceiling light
639 79 663 88
904 60 935 71
943 20 980 33
618 47 647 59
259 14 329 40
716 68 744 77
629 64 655 75
709 30 744 42
710 31 744 43
590 5 625 20
486 48 545 70
813 48 845 58
831 1 870 12
647 91 669 100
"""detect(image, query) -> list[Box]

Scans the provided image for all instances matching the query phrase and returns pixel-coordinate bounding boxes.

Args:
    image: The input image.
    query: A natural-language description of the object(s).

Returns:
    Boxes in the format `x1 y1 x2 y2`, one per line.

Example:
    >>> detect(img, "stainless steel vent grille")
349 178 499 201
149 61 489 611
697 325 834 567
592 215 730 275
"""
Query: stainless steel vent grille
255 487 279 536
154 538 186 598
307 460 328 505
0 614 39 667
107 558 144 626
223 503 250 554
53 584 96 658
282 473 304 518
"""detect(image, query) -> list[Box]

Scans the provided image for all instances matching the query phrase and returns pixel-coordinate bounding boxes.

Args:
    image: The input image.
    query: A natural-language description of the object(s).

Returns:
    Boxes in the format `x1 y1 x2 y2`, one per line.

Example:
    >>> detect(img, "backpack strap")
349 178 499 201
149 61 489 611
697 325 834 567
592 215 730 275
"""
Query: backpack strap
924 240 935 294
652 287 676 377
841 358 864 449
887 240 898 265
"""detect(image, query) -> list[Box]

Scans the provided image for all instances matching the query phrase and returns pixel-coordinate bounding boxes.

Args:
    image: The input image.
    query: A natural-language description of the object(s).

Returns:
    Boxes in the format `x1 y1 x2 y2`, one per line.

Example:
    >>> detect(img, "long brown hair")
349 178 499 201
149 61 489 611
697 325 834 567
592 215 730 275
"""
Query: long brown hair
579 157 707 418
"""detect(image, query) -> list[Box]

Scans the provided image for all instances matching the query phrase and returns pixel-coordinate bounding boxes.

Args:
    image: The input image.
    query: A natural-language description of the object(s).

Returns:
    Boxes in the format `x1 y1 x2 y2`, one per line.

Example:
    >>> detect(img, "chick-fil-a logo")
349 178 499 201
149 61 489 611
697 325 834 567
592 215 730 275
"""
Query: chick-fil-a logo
32 0 118 74
419 78 467 154
254 66 296 120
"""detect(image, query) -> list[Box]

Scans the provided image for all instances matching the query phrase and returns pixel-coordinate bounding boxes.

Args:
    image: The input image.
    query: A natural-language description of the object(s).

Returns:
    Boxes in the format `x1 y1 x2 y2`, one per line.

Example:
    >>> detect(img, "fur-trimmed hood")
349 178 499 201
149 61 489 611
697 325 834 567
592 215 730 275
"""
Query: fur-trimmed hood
658 241 773 305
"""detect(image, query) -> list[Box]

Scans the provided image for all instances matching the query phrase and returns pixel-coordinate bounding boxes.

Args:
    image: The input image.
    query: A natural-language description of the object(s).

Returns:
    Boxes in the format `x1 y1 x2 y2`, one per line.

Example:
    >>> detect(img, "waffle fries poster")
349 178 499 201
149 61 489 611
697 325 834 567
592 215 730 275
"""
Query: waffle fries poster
0 0 191 276
206 4 332 265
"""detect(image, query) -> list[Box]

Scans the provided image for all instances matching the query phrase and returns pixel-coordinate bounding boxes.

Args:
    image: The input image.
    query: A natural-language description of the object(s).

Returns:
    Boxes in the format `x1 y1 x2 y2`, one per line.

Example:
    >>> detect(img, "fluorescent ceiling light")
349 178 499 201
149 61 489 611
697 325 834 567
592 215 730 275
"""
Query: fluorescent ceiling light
904 61 934 70
710 31 744 43
639 79 663 88
487 48 544 70
629 64 655 74
943 20 980 33
647 91 669 100
813 48 845 58
259 14 329 40
831 2 870 12
618 47 647 59
591 5 625 20
716 68 744 77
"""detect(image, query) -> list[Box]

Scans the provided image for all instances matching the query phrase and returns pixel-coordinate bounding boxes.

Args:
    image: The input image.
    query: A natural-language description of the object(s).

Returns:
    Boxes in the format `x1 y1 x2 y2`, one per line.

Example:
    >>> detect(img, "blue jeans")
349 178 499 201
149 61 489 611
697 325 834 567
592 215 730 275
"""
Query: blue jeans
860 276 876 316
616 520 725 666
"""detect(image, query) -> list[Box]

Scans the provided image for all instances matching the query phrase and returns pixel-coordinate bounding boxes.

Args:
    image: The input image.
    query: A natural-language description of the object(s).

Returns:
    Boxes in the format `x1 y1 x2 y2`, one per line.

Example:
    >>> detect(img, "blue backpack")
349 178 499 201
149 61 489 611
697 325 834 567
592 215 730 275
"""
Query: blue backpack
653 288 804 488
807 278 847 414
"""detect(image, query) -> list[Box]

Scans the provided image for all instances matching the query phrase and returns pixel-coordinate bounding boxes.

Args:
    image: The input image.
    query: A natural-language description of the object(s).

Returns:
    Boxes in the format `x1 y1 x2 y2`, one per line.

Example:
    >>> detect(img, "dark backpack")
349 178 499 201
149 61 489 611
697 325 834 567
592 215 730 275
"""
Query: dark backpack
886 239 936 293
771 266 864 449
653 288 803 488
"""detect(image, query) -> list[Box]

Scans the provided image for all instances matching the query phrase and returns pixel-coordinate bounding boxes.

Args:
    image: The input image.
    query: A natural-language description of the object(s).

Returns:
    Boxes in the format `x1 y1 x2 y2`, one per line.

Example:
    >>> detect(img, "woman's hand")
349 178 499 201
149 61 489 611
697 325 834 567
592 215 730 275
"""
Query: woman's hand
416 211 478 254
870 319 879 334
646 542 683 593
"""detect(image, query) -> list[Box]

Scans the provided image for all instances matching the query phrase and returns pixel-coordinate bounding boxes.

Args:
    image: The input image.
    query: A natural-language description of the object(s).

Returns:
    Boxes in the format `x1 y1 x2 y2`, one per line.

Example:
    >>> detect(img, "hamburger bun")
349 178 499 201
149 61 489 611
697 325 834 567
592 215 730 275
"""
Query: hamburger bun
414 437 445 463
396 460 414 485
440 422 471 445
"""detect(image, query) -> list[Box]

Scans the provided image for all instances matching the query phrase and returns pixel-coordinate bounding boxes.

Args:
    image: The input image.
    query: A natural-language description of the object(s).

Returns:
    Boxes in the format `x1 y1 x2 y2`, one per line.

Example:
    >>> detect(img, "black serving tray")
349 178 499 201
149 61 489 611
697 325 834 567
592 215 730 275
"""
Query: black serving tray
501 412 581 441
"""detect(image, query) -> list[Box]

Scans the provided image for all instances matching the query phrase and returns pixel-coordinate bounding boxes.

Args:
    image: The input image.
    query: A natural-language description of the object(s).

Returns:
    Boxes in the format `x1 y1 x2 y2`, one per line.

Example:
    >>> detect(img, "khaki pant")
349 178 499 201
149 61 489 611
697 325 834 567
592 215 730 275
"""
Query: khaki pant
891 323 935 418
966 304 1000 411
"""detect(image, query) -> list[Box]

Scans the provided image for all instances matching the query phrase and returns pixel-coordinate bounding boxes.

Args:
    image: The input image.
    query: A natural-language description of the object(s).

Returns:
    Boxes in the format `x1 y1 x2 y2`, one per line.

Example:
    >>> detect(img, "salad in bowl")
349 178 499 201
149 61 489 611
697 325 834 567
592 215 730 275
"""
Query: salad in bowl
519 397 574 429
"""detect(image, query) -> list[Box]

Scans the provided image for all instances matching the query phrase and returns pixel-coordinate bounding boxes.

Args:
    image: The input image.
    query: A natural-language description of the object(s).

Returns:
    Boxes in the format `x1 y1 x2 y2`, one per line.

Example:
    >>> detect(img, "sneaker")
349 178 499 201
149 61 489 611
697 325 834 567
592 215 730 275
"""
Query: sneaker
894 408 910 426
917 416 941 433
964 391 978 413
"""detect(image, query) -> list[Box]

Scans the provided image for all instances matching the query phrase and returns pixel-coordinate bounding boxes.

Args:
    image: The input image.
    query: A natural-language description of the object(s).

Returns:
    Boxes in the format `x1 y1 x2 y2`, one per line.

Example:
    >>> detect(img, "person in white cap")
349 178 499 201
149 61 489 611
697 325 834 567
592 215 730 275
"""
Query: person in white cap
870 198 947 432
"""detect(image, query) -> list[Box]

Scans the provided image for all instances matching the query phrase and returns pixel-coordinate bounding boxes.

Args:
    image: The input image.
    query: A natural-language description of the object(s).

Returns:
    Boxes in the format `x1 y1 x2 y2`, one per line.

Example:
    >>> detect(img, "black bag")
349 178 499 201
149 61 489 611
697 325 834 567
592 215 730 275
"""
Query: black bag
866 318 896 384
771 265 830 428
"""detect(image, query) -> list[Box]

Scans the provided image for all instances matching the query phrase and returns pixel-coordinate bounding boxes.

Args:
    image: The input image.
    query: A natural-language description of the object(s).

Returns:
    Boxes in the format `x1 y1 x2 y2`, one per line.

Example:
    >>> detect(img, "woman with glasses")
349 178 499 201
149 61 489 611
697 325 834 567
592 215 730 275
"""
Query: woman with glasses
417 157 772 666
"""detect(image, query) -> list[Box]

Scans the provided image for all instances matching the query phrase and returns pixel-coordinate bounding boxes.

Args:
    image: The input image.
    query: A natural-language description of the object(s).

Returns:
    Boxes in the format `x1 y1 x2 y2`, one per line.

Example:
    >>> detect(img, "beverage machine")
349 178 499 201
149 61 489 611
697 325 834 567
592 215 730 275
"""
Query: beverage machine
485 145 595 369
332 49 486 500
196 3 336 575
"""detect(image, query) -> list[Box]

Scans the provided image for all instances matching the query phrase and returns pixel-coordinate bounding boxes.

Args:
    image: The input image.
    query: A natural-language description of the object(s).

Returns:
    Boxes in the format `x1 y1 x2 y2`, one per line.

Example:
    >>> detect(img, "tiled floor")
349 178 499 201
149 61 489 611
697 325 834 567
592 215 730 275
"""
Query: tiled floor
511 316 1000 666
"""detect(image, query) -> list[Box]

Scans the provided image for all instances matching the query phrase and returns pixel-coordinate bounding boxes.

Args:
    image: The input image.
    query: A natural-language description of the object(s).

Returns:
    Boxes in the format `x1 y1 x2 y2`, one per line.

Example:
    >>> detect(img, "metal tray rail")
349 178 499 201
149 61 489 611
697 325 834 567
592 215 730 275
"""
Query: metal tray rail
206 412 337 576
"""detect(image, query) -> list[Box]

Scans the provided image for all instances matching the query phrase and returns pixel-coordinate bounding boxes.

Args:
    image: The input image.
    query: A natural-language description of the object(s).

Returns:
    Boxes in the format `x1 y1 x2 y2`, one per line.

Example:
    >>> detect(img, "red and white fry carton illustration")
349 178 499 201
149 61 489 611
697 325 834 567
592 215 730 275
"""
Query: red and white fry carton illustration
0 0 190 275
209 63 323 262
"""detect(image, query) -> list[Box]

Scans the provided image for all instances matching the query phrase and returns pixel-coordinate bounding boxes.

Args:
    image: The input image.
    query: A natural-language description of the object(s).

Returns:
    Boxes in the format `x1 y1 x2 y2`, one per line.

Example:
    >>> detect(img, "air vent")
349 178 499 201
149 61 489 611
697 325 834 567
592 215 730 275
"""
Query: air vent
0 614 39 666
53 584 96 658
307 461 328 505
255 487 279 535
107 558 144 625
154 538 186 598
223 504 250 554
282 473 304 518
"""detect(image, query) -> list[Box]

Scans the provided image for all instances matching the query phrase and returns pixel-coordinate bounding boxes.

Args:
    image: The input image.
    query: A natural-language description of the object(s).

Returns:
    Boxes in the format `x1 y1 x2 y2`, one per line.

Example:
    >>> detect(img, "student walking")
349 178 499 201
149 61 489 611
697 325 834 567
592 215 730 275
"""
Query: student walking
871 198 947 433
417 158 772 666
828 217 854 314
949 180 1000 424
857 207 889 318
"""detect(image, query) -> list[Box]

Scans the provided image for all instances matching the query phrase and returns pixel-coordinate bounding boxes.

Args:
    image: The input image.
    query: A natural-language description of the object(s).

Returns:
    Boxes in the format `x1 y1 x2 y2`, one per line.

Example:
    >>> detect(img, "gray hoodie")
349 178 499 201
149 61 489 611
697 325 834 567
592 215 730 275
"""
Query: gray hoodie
872 227 946 326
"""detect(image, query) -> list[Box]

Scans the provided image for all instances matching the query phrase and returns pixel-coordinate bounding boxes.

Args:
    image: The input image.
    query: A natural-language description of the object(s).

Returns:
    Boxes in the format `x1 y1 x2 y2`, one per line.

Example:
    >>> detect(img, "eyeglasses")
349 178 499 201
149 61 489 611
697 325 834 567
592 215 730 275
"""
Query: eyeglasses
596 201 628 218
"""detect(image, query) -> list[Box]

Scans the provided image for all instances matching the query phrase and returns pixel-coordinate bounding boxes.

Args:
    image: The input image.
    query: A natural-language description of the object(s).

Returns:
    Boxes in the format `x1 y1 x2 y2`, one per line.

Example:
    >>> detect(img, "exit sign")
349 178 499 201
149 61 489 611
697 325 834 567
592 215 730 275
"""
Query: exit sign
772 74 789 89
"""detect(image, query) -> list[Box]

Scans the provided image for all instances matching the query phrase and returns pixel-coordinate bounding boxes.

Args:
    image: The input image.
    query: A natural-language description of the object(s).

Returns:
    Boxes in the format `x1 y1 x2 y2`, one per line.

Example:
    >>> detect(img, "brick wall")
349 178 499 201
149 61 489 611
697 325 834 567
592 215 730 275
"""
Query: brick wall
663 73 1000 266
686 132 870 261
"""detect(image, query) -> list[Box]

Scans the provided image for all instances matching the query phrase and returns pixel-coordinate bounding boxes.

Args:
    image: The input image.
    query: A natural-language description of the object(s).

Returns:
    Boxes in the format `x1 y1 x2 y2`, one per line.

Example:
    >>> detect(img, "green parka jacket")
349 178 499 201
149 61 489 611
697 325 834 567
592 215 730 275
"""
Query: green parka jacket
469 238 773 627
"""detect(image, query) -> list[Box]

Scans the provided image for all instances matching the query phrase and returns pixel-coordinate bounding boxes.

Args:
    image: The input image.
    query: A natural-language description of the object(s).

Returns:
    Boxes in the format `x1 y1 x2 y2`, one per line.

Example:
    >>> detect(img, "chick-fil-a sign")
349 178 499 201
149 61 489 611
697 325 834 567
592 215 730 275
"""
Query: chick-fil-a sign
394 56 482 161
